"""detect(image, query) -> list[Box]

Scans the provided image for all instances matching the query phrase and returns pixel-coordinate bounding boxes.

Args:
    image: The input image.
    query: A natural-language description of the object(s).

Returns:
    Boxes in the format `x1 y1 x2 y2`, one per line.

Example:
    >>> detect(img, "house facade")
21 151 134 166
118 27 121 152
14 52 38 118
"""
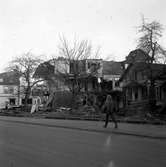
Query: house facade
0 72 20 108
119 50 166 114
34 58 124 93
120 63 166 101
75 59 103 93
102 61 123 91
34 58 124 109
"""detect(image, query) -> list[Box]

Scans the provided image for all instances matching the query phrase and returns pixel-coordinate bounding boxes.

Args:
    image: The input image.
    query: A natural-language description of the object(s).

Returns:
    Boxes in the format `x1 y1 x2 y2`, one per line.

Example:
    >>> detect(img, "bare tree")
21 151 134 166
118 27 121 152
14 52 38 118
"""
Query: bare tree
137 17 166 63
8 52 43 111
137 17 166 111
54 36 100 106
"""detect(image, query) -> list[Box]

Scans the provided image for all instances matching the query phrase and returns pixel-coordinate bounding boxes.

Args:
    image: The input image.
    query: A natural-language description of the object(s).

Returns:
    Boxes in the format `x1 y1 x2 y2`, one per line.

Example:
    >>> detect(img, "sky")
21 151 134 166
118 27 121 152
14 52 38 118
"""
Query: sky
0 0 166 72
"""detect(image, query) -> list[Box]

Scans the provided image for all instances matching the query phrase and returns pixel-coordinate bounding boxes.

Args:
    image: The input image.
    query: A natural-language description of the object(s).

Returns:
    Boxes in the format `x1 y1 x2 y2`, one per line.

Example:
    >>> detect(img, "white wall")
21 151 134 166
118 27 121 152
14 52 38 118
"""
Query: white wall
86 59 103 77
0 85 19 108
54 60 70 74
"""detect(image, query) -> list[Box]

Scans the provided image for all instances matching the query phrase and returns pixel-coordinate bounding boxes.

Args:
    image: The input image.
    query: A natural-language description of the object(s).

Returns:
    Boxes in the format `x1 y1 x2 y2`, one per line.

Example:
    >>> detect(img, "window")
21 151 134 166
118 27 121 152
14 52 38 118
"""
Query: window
156 87 162 100
134 88 138 100
142 87 148 99
141 72 147 80
22 98 32 105
9 98 16 105
0 78 3 82
3 86 14 94
4 87 8 94
134 71 137 80
92 79 96 89
9 87 14 94
127 88 132 99
88 62 91 69
141 72 144 80
129 74 132 80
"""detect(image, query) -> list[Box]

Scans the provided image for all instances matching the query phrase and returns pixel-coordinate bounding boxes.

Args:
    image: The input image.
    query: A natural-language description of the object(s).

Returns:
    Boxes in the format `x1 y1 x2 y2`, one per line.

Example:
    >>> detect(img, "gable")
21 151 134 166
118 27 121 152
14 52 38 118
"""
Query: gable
125 49 151 64
119 62 166 82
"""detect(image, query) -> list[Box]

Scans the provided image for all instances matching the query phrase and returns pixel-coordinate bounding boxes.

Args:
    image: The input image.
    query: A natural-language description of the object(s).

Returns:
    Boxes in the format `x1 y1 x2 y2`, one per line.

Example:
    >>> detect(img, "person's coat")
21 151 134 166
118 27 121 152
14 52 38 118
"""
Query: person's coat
102 95 116 114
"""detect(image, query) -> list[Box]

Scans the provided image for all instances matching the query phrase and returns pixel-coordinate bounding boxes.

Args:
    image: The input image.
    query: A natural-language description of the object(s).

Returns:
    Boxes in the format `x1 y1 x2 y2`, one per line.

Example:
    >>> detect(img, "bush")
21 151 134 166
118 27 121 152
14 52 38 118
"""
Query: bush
52 91 73 108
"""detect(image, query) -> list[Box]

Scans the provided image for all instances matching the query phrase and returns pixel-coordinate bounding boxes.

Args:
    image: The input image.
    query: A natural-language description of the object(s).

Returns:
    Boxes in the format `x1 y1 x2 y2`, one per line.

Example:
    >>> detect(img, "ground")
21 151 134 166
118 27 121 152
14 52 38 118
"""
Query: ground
0 116 166 167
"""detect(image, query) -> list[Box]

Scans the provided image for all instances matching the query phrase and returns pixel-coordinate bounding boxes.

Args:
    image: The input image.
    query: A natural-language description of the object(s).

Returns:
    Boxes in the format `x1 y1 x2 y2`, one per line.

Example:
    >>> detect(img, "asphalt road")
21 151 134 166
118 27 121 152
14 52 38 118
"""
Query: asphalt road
0 119 165 167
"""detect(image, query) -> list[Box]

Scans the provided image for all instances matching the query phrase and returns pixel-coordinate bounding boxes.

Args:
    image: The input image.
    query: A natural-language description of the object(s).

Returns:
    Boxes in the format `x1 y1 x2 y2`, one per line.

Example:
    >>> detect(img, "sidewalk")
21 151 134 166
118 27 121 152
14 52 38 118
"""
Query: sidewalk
0 116 166 140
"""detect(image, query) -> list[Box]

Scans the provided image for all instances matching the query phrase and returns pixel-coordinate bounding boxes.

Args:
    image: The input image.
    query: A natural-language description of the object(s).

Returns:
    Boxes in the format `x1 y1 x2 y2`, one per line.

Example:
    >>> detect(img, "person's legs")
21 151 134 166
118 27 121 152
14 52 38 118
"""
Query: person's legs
110 113 118 128
104 113 109 128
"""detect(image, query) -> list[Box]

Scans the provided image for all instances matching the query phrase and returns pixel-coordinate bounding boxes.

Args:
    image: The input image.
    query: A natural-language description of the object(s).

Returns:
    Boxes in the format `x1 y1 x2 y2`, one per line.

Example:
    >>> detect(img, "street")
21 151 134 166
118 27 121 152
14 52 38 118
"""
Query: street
0 118 166 167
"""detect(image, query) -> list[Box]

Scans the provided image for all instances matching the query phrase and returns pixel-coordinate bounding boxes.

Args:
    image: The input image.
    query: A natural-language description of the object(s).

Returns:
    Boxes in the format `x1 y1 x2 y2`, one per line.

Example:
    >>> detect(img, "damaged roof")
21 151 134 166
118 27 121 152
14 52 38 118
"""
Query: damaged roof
103 61 123 75
0 71 20 85
119 62 166 82
33 61 55 79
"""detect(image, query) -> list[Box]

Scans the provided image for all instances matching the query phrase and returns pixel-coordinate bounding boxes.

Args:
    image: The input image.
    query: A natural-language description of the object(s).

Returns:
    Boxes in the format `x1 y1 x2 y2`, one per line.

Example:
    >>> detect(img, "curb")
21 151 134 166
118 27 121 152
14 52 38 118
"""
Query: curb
0 113 166 125
45 116 166 125
0 118 166 140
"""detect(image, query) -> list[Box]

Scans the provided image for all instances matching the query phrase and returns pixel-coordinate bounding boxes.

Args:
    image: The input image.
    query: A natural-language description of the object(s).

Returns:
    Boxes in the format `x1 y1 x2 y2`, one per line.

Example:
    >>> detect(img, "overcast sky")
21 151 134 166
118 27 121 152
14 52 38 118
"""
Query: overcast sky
0 0 166 72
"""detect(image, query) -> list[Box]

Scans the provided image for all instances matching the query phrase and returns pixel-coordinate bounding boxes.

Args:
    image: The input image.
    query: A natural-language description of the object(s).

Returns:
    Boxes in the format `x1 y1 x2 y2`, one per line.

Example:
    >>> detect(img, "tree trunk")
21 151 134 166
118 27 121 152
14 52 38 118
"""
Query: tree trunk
24 86 31 112
149 80 156 113
71 86 76 108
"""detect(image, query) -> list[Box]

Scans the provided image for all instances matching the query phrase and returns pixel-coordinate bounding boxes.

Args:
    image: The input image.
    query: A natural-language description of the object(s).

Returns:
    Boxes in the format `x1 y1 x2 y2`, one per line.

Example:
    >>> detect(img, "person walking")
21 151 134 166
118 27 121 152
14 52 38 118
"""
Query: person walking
102 95 118 128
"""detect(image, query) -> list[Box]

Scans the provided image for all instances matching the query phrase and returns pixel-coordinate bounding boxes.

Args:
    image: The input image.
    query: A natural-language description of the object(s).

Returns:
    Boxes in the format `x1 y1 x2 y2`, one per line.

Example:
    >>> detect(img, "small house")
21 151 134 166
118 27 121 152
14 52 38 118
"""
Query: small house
119 62 166 115
0 72 20 108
